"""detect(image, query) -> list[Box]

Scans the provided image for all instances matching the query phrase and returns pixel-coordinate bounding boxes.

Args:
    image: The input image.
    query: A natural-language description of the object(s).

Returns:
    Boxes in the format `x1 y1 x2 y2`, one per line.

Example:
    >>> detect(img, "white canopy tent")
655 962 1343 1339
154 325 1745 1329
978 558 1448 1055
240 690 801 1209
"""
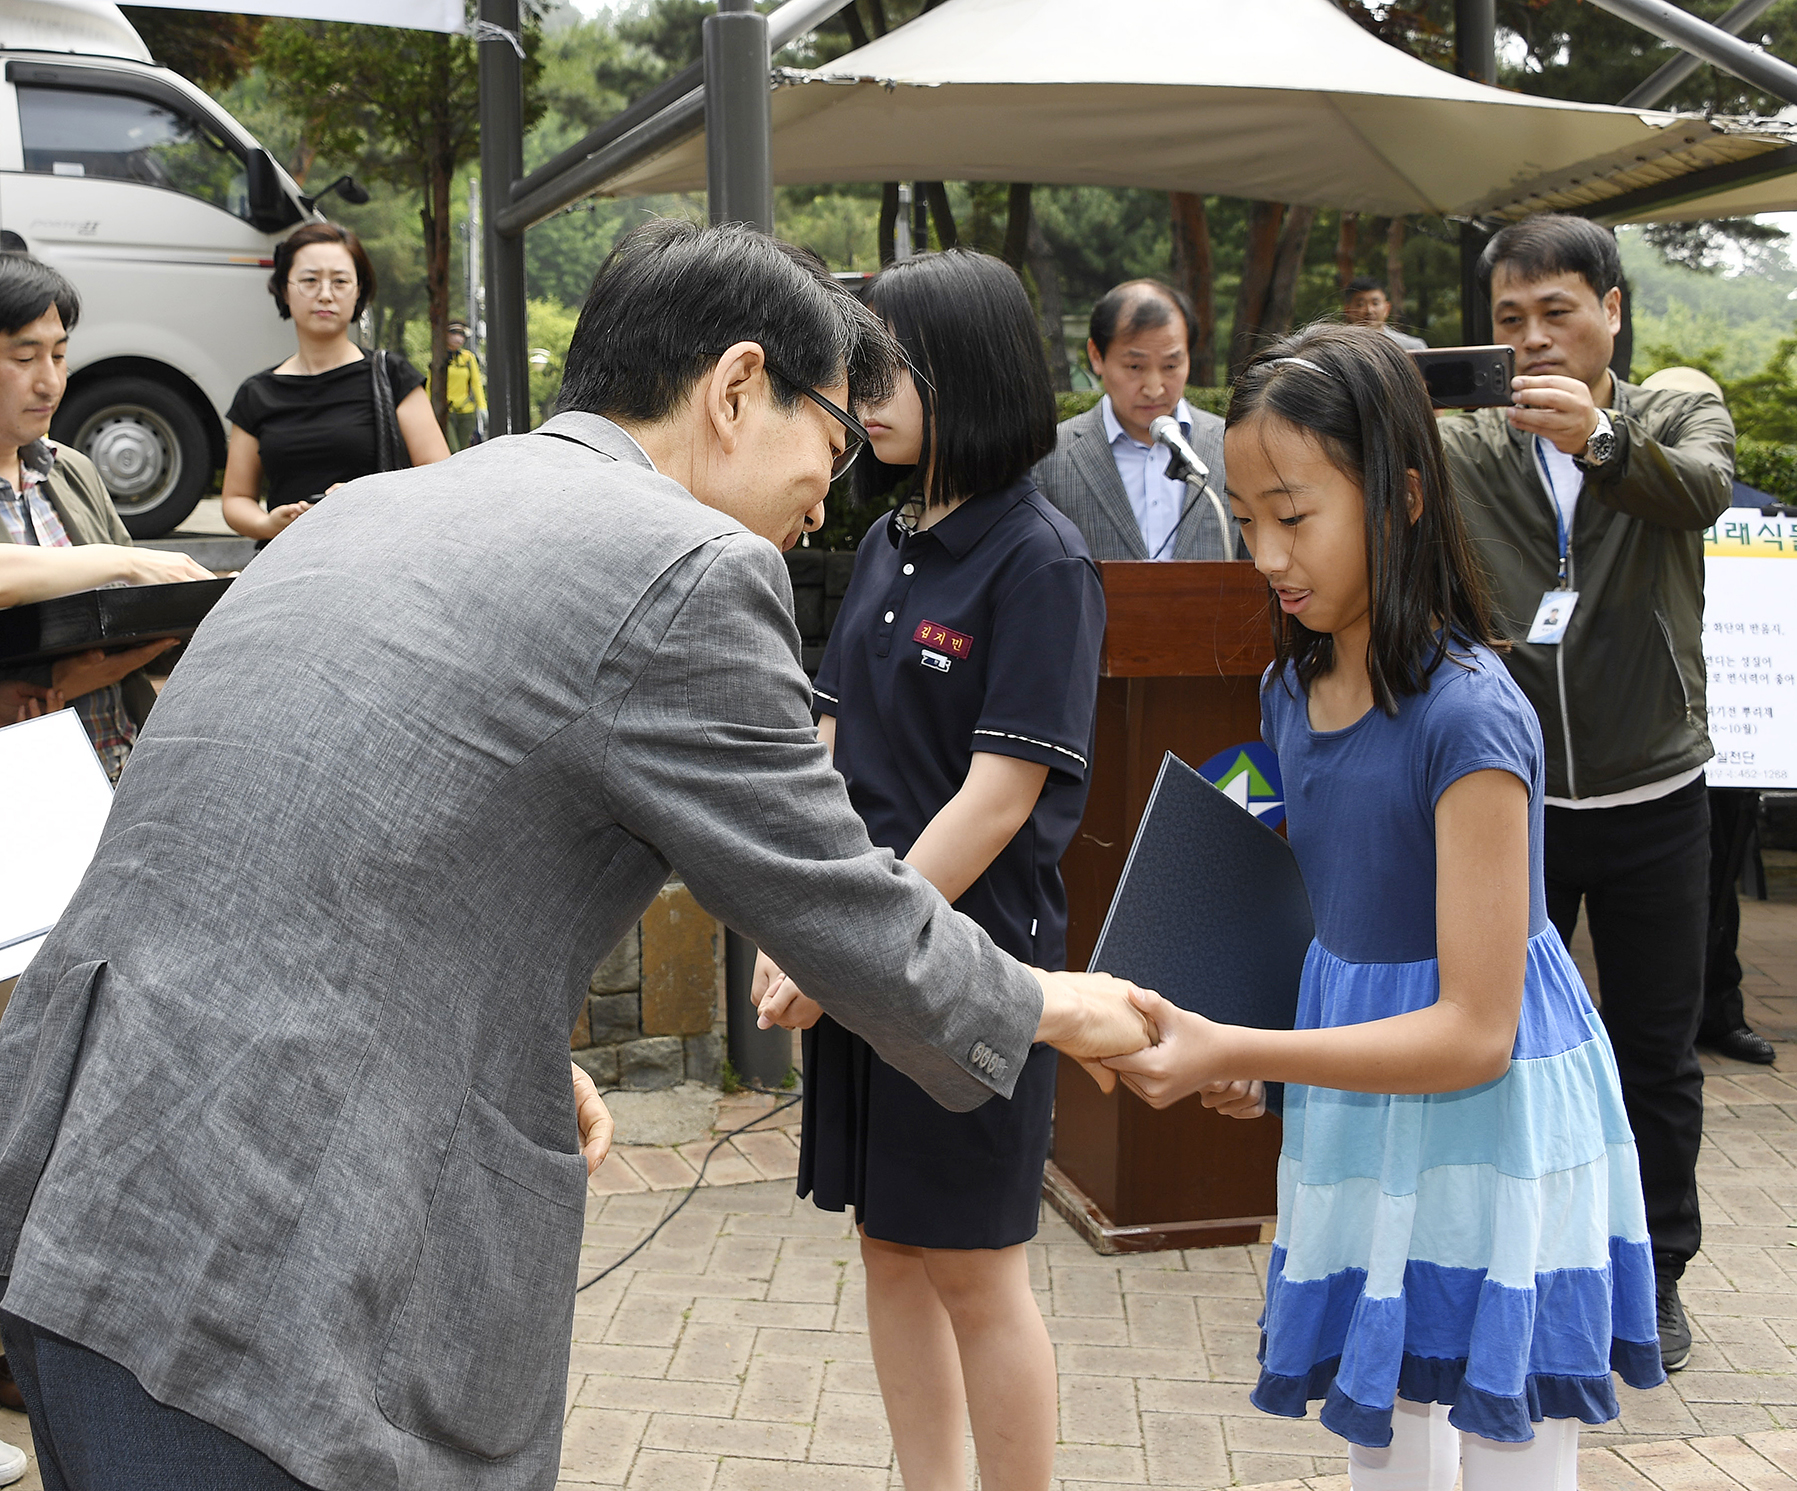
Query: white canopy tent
595 0 1797 225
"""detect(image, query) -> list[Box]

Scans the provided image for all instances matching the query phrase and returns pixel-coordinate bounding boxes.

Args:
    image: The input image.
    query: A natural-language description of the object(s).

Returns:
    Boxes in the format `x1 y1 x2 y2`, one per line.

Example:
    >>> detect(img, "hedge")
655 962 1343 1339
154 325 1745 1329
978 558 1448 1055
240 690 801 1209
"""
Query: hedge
1054 386 1232 423
1734 438 1797 506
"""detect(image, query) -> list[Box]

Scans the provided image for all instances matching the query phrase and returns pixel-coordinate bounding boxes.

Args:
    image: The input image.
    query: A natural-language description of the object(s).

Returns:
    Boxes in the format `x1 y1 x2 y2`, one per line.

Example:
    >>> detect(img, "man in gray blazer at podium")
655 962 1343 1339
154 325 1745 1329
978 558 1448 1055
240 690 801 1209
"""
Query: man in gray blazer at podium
1032 280 1239 561
0 222 1150 1491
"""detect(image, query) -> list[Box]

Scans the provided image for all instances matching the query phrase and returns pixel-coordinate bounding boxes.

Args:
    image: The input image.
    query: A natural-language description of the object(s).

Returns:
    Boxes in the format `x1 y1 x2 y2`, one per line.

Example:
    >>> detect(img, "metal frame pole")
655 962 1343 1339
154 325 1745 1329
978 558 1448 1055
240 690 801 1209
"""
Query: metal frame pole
1584 0 1797 108
1455 0 1497 345
1620 0 1781 107
478 0 528 434
704 0 775 230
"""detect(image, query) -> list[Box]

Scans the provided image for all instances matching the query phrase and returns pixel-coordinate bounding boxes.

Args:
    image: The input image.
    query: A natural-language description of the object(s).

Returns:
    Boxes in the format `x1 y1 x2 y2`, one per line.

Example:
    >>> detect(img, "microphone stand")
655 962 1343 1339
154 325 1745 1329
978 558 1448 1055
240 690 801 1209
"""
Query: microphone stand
1154 448 1234 562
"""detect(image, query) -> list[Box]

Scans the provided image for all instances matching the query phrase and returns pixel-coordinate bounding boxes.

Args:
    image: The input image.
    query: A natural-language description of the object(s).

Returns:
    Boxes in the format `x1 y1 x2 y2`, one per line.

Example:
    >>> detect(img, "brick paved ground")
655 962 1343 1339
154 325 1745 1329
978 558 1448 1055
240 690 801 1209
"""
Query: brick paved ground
1 900 1794 1488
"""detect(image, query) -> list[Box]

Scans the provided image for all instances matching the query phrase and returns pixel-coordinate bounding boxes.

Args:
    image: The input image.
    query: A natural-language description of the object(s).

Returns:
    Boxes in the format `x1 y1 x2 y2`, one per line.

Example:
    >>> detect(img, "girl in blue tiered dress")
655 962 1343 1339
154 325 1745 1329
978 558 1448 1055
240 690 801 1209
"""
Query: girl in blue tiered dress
1105 324 1662 1490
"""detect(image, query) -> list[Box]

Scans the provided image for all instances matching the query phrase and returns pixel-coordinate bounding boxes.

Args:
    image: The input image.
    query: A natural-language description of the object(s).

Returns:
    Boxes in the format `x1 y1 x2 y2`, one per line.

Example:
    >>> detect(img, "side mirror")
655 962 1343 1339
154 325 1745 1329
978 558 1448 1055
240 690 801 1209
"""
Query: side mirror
247 148 303 233
304 175 371 210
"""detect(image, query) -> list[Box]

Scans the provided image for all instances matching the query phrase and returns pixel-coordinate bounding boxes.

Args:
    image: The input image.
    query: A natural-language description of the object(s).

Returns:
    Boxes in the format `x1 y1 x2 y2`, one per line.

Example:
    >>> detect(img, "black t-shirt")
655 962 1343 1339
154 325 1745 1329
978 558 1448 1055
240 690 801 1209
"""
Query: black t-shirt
226 353 425 508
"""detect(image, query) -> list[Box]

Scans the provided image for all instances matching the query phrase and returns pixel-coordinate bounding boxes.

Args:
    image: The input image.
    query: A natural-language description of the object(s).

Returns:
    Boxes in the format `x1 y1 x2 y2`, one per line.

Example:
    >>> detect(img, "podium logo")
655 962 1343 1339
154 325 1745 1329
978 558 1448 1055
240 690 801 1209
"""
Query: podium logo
1198 742 1285 830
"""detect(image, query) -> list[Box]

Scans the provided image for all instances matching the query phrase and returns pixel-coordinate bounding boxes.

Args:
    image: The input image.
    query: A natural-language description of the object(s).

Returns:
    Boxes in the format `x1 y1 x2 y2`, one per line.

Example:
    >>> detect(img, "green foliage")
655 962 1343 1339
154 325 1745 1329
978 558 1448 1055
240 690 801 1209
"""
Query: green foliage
1733 440 1797 505
1055 387 1231 422
122 7 264 90
525 296 583 425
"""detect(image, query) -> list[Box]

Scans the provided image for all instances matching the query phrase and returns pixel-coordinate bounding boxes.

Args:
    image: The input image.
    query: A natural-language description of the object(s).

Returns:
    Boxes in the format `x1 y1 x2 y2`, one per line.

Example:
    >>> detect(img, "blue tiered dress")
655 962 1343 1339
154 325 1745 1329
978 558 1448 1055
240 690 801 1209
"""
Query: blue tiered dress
1252 643 1664 1448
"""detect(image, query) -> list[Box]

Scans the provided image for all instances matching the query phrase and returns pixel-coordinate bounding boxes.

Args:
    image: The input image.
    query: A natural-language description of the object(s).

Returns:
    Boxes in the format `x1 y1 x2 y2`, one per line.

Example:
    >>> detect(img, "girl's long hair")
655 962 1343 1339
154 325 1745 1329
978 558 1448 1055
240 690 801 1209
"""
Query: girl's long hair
852 249 1058 508
1226 323 1500 714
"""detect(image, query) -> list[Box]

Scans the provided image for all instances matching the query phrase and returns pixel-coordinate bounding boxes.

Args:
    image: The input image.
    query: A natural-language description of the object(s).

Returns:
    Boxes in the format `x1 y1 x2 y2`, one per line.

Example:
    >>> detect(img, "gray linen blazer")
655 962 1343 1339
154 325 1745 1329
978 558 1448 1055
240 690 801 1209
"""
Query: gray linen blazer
0 413 1043 1490
1031 402 1240 561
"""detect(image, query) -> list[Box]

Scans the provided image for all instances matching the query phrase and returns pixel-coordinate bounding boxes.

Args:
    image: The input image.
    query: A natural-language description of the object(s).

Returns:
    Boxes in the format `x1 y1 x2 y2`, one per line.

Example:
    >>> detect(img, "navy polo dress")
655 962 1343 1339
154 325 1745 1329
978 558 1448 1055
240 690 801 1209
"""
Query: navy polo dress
799 479 1105 1249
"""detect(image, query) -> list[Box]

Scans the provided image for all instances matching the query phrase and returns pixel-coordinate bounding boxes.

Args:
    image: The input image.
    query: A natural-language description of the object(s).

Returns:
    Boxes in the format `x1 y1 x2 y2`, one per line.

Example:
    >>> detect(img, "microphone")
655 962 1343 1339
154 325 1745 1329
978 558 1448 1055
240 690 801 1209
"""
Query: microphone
1150 415 1209 483
1147 415 1233 561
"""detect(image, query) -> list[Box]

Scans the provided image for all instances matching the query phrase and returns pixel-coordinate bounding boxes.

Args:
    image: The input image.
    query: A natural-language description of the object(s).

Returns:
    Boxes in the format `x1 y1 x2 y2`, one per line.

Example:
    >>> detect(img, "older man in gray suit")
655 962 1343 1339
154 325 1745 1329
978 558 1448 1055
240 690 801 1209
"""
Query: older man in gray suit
1032 280 1238 562
0 222 1150 1491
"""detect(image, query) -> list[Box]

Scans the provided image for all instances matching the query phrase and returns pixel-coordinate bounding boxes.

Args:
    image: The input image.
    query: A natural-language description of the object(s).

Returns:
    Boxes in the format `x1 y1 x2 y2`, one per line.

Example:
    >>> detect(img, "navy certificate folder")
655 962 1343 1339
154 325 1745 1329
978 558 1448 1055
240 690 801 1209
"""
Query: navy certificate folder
1088 751 1314 1111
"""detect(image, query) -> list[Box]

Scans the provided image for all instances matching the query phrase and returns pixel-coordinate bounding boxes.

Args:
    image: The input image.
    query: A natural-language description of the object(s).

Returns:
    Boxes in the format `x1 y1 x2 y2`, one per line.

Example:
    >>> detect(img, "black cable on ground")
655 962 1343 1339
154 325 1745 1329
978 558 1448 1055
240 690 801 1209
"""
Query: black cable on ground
575 1091 802 1293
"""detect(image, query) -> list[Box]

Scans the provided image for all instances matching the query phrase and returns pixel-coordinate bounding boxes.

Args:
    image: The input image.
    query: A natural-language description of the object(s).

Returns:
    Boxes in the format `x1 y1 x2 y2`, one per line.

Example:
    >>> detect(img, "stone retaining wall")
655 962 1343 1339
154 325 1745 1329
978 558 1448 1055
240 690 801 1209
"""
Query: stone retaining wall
570 879 724 1090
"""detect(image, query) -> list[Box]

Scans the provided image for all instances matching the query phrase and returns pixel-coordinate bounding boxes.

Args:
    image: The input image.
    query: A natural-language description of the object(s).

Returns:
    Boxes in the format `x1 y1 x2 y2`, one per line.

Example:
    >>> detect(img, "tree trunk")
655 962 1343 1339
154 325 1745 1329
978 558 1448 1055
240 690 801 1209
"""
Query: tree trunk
878 182 899 266
922 182 957 250
1336 211 1358 291
1386 216 1407 329
1001 183 1031 273
1263 205 1317 340
1229 200 1285 380
1026 217 1072 392
1169 191 1215 387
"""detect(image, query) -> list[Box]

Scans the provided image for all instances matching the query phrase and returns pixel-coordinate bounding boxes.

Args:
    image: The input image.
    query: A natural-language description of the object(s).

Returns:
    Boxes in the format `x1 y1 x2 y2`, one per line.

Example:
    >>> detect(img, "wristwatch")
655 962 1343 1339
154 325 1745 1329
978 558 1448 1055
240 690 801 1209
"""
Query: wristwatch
1578 409 1616 468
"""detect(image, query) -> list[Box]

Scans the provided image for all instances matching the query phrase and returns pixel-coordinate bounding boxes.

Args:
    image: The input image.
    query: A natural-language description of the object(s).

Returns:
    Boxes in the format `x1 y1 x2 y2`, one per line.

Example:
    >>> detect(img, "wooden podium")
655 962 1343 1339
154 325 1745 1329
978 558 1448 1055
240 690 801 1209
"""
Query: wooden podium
1047 561 1286 1253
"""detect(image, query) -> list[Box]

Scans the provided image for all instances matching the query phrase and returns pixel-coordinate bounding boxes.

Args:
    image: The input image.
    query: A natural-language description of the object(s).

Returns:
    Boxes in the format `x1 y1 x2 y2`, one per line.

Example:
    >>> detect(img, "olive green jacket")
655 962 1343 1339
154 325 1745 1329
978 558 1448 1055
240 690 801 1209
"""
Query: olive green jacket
1441 379 1734 800
0 441 157 727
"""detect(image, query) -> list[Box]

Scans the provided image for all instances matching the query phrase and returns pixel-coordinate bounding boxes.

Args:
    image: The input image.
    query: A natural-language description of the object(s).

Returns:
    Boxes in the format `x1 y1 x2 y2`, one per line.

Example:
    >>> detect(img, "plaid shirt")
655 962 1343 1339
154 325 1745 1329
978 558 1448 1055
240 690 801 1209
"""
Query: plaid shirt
0 440 137 780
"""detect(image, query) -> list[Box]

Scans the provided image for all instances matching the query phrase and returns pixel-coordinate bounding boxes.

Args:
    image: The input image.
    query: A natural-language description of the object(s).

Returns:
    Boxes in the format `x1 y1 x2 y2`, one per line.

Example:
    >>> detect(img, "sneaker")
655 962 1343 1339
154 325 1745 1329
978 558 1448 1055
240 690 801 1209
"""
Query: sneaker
1657 1276 1692 1372
0 1437 25 1486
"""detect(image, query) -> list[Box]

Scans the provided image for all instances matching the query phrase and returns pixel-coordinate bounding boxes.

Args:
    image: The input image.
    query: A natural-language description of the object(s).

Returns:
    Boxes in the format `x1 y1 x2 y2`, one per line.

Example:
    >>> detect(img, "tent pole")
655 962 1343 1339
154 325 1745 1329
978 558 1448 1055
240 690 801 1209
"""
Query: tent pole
1620 0 1780 108
1455 0 1496 345
479 0 528 434
705 0 775 231
1584 0 1797 108
707 0 782 1088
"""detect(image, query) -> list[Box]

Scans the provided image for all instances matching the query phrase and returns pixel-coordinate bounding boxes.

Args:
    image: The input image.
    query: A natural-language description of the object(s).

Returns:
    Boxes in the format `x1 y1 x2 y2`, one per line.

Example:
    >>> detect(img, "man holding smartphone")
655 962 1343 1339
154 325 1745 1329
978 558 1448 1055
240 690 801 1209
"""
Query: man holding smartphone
1439 213 1734 1376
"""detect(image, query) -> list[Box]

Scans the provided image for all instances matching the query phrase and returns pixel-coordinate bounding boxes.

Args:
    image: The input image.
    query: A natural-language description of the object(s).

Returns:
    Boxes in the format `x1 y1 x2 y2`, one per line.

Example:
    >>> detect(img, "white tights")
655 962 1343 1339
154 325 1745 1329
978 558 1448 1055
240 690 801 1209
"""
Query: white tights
1347 1399 1580 1491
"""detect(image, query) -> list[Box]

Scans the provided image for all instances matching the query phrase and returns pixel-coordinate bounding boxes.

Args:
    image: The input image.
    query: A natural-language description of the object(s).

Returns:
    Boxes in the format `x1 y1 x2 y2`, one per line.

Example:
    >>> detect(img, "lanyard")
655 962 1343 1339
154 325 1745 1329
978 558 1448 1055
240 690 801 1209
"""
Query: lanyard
1533 437 1572 588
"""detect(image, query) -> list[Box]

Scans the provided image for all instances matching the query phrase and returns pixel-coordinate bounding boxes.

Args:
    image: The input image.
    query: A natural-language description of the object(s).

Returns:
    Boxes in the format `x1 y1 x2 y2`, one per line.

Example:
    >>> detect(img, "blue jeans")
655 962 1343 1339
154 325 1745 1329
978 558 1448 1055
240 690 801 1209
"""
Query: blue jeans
0 1312 316 1490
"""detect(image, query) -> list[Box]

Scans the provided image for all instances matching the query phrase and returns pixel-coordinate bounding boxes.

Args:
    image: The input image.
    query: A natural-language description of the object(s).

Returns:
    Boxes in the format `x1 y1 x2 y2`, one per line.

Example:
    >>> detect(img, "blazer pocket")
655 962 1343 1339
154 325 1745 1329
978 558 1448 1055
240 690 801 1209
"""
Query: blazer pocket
375 1086 587 1460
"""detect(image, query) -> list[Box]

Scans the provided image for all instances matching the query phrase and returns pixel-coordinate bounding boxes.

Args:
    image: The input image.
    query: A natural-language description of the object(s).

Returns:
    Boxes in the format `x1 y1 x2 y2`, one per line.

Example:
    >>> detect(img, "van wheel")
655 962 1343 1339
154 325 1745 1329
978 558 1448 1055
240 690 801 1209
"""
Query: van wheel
53 379 212 539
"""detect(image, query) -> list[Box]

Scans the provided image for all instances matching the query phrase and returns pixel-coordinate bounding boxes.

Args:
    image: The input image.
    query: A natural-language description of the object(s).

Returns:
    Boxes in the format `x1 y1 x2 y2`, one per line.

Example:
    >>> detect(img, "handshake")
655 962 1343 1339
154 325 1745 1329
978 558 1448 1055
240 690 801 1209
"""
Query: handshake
752 952 1261 1110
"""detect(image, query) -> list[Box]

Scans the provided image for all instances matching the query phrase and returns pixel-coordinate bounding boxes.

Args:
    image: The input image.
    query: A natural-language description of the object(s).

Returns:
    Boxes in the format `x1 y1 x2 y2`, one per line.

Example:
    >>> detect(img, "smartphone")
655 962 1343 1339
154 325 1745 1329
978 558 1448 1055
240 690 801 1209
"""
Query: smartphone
1407 345 1516 408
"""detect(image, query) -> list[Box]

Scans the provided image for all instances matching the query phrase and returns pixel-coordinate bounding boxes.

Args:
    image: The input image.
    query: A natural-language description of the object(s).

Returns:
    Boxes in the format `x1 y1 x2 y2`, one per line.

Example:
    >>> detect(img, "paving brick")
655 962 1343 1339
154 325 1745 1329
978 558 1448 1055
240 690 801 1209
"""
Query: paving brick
735 1353 824 1424
732 1129 800 1182
668 1321 757 1384
621 1449 721 1490
808 1390 894 1466
1058 1373 1140 1445
560 1406 649 1484
643 1412 809 1461
711 1462 886 1490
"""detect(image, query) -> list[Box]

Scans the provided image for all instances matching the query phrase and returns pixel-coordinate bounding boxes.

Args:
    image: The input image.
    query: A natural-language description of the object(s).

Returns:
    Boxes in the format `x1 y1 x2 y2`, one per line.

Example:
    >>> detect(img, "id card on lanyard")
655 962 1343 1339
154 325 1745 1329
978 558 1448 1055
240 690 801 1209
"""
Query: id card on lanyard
1528 438 1579 645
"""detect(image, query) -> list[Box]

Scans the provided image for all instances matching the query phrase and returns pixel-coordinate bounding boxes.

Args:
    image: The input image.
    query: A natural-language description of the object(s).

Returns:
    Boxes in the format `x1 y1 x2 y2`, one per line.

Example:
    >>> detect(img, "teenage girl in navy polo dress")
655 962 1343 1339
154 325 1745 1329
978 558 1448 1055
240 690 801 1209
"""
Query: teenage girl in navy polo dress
754 250 1104 1491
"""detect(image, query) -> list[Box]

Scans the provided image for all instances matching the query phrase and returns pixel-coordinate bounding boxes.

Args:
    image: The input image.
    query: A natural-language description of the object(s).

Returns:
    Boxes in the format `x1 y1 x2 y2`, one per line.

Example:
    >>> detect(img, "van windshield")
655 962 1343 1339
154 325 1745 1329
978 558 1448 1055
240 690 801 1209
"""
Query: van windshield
17 85 251 222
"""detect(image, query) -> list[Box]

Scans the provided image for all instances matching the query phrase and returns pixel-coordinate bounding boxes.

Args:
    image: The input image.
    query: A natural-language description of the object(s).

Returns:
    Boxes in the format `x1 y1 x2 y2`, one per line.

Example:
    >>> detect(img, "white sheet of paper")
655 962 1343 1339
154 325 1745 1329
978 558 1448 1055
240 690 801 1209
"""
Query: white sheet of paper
0 711 112 981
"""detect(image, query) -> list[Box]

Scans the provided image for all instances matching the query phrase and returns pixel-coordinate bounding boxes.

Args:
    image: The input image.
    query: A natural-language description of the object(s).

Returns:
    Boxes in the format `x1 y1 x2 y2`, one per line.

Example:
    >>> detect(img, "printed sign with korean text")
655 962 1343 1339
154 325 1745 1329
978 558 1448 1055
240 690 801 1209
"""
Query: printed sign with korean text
1703 514 1797 788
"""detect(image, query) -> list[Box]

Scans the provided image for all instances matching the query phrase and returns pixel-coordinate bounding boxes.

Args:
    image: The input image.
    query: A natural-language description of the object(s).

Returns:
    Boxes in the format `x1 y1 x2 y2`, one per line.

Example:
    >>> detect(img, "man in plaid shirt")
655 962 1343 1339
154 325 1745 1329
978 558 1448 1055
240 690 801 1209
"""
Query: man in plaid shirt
0 256 181 780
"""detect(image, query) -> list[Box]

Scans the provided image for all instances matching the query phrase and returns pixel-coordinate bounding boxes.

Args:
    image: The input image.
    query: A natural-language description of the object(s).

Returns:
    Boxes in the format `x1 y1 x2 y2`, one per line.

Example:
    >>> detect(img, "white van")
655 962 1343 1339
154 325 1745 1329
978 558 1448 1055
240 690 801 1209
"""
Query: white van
0 0 317 536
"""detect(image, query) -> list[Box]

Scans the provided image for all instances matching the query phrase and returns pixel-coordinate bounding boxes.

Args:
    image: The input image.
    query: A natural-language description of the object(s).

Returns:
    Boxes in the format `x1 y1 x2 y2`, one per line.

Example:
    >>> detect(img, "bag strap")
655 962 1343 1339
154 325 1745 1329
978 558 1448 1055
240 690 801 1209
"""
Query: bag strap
371 349 410 473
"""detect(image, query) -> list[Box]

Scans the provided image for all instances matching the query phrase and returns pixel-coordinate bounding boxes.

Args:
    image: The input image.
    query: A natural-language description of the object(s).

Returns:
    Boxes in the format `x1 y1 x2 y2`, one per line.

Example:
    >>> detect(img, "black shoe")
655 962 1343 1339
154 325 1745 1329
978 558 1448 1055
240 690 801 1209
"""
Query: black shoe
1703 1026 1777 1065
1657 1277 1691 1373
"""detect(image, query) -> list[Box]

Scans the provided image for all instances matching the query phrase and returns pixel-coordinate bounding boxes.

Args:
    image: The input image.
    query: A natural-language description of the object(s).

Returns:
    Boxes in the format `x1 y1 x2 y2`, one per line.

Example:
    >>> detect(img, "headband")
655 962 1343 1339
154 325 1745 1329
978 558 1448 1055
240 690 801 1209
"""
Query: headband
1269 355 1340 379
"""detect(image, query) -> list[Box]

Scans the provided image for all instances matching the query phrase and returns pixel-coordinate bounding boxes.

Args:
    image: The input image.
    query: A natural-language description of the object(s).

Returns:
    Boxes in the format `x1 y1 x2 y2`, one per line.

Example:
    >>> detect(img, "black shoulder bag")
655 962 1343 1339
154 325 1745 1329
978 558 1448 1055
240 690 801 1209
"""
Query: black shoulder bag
371 349 411 473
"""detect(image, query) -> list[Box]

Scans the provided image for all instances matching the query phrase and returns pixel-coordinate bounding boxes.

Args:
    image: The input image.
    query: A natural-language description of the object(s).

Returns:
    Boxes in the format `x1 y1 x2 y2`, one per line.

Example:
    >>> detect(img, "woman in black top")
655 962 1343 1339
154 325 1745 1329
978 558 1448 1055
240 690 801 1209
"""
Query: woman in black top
755 251 1105 1491
222 223 448 543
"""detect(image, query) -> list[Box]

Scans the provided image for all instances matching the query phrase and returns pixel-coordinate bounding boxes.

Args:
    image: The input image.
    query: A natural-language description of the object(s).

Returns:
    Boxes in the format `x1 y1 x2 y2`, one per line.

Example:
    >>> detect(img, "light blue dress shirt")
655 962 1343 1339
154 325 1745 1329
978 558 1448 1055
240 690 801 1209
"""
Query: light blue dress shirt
1101 395 1197 561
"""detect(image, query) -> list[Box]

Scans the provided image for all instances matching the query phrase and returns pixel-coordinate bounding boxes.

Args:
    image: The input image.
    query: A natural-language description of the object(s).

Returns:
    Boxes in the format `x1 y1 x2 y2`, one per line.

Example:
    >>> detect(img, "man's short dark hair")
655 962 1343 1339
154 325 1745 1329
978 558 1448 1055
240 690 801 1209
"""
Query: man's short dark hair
559 219 900 424
0 254 79 338
1088 279 1196 359
853 249 1057 508
1477 213 1622 303
269 222 377 321
1344 276 1385 300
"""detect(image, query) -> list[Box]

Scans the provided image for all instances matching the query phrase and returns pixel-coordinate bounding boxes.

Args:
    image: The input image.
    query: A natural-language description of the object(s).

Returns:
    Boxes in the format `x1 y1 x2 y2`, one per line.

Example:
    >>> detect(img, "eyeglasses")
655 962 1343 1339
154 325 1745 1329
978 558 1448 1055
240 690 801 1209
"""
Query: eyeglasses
763 359 868 480
289 274 357 299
